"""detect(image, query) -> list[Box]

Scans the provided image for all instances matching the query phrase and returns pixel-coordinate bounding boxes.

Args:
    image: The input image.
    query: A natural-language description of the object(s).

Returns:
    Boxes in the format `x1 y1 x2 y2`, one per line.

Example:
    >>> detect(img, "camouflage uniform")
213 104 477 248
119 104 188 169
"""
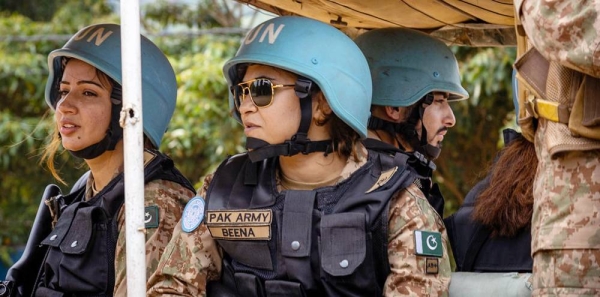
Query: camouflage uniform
147 148 451 297
516 0 600 295
384 182 451 296
85 154 195 296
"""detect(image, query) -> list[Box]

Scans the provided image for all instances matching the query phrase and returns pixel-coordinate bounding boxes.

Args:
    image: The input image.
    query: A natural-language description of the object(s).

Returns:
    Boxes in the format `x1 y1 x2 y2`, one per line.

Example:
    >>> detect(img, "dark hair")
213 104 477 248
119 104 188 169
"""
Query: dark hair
472 136 537 237
313 92 361 161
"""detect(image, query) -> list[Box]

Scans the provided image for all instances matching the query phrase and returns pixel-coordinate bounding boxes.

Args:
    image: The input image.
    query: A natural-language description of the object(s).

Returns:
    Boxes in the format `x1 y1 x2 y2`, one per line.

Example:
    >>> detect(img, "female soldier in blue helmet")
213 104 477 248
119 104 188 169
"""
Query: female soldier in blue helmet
6 24 195 296
148 16 451 296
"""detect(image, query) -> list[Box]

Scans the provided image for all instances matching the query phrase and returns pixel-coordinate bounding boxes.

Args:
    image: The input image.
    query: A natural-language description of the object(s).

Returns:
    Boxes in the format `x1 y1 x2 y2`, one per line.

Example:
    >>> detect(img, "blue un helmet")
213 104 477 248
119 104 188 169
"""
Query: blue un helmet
355 27 468 161
45 23 177 157
222 16 372 161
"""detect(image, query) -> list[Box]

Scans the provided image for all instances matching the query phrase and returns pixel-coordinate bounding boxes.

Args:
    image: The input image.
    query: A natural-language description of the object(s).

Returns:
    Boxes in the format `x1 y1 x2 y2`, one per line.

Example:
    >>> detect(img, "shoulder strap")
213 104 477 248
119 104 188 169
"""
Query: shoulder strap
207 153 278 210
362 138 401 154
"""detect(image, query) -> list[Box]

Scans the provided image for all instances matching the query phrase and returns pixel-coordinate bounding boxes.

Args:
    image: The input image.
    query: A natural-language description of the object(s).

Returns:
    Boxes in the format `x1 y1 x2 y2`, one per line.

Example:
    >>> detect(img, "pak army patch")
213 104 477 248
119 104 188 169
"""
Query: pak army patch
144 205 159 229
414 230 443 258
181 196 205 233
206 209 272 240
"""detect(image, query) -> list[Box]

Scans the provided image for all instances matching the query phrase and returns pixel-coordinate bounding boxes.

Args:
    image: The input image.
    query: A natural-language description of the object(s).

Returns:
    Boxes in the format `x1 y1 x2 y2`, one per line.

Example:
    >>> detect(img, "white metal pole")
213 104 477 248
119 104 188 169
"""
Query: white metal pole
120 0 147 296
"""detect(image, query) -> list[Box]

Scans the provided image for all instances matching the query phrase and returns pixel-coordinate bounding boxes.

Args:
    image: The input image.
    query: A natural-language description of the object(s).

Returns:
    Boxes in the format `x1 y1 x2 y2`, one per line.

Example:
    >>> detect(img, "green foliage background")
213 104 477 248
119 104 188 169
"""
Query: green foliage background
0 0 516 267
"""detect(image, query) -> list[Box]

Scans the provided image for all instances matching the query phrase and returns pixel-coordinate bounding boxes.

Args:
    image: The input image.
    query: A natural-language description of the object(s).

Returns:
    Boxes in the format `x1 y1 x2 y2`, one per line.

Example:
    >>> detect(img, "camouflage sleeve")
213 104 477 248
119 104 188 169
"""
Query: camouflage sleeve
384 183 452 297
517 0 600 78
146 174 222 296
113 179 195 296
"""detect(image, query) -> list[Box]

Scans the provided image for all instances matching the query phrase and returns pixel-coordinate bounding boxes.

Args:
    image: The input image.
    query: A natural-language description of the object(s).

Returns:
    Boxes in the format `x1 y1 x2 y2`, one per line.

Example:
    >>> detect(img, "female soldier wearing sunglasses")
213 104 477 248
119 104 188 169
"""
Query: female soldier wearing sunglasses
148 16 451 297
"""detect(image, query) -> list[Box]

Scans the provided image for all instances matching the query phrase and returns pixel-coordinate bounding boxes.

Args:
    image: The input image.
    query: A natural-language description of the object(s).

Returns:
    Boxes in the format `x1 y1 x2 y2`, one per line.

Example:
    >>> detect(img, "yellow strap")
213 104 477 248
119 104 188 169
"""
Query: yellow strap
526 96 569 123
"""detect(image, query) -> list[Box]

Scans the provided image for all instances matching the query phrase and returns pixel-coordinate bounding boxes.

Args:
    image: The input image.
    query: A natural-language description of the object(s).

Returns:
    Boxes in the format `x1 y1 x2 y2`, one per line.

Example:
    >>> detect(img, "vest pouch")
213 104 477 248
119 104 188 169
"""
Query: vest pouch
320 212 366 276
569 75 600 140
233 272 265 297
319 212 380 296
39 203 111 294
265 280 306 297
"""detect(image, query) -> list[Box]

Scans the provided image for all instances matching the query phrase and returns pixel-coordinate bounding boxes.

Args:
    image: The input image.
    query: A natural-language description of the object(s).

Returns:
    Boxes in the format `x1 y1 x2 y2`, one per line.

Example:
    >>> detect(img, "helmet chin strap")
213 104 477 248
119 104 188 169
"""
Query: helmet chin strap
397 95 440 169
367 116 409 151
246 77 333 163
69 85 123 160
368 115 437 170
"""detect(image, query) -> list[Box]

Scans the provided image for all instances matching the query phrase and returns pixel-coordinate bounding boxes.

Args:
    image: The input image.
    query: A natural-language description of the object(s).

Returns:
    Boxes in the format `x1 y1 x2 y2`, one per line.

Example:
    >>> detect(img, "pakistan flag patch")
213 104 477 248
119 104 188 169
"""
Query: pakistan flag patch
145 205 159 229
414 230 443 258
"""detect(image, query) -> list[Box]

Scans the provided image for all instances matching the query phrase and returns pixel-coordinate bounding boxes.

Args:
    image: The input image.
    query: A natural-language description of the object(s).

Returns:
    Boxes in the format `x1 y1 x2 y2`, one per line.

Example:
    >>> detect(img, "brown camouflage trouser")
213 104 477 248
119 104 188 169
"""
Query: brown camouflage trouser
531 120 600 296
532 249 600 297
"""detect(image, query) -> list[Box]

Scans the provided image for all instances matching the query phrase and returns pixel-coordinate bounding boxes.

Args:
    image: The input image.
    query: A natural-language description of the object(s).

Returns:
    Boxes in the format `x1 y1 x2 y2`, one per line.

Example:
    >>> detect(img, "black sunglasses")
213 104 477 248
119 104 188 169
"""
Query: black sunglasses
231 78 295 110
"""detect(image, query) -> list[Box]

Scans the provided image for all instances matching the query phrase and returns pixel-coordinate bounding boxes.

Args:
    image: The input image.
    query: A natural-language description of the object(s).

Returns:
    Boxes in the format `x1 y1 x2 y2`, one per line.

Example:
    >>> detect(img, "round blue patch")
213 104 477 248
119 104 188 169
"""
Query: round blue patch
181 196 205 233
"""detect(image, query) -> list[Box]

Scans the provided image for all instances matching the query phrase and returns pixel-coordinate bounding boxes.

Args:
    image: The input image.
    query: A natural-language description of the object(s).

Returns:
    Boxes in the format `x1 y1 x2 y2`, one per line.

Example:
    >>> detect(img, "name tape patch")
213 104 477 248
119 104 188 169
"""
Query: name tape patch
181 196 205 233
206 209 272 240
414 230 443 258
426 258 439 274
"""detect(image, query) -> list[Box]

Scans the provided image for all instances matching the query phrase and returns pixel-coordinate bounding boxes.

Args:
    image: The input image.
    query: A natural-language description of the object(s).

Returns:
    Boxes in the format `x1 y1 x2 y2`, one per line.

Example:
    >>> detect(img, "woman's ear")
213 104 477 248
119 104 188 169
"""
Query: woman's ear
313 91 333 118
313 91 332 125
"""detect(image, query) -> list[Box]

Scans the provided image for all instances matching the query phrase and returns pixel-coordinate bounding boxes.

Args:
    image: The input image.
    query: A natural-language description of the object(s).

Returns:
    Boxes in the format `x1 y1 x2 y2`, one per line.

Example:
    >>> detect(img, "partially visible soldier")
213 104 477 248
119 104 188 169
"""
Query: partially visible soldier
3 24 195 296
514 0 600 296
354 28 469 216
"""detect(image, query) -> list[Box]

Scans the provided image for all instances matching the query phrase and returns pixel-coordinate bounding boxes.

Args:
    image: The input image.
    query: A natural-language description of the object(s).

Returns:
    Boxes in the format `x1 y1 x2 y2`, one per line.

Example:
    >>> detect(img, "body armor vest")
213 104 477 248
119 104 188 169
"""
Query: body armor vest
205 149 416 297
34 150 194 297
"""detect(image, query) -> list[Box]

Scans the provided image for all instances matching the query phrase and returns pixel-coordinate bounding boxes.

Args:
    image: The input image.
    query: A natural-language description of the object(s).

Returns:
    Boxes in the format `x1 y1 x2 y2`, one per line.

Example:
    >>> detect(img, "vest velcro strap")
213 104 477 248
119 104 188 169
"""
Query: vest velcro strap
281 191 316 258
525 95 570 124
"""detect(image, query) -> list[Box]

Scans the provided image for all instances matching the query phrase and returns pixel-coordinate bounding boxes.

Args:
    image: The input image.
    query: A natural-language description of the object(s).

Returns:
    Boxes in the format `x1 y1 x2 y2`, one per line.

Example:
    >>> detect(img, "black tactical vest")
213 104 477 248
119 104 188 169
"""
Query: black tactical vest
34 150 194 297
205 149 416 297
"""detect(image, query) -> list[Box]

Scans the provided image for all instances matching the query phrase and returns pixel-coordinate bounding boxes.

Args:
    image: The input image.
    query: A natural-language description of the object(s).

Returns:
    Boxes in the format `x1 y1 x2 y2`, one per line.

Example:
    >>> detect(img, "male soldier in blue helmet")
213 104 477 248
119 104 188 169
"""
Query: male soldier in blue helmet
148 16 452 296
355 28 469 217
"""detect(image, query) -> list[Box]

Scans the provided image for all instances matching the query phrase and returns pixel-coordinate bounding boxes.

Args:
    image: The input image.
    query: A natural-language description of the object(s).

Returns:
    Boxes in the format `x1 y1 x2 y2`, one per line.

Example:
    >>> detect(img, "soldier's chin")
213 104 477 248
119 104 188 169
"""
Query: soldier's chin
428 141 443 148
